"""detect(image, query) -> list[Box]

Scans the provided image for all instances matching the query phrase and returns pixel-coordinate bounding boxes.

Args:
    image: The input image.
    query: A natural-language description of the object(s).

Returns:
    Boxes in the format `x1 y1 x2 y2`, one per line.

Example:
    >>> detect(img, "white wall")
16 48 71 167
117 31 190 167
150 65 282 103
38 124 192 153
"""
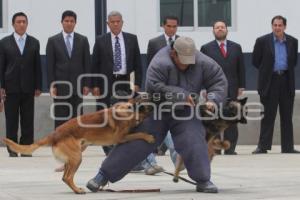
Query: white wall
0 0 95 54
107 0 300 53
1 0 299 54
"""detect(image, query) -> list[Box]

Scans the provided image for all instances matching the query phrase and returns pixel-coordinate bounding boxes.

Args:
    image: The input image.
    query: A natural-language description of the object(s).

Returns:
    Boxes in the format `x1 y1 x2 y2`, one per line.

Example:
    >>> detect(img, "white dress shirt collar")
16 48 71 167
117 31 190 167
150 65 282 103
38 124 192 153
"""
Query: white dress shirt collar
111 32 124 40
62 31 74 39
216 39 227 47
164 33 176 44
13 32 27 41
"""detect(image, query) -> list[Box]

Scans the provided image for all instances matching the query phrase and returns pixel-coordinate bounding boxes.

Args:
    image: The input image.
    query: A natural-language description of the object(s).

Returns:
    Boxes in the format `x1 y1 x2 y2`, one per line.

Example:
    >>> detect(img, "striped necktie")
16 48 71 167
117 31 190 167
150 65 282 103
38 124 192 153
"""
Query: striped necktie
66 34 72 58
18 37 25 54
114 36 122 72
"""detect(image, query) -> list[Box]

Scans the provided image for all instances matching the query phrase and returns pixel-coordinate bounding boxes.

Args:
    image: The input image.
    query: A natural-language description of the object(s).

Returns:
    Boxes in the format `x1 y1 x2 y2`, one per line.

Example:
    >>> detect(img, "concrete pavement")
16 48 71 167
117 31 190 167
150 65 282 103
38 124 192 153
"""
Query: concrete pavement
0 145 300 200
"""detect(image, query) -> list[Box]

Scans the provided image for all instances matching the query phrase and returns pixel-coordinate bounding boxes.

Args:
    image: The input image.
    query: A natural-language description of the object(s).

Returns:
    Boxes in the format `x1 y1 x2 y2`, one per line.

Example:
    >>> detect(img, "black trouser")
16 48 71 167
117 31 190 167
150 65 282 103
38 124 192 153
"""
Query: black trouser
97 74 131 155
53 95 83 128
4 93 34 153
258 73 294 152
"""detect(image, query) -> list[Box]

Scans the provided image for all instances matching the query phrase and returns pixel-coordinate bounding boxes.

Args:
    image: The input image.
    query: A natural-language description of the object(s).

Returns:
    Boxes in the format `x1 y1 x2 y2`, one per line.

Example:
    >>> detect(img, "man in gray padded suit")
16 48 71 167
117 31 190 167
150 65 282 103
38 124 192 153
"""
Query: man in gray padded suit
87 36 227 193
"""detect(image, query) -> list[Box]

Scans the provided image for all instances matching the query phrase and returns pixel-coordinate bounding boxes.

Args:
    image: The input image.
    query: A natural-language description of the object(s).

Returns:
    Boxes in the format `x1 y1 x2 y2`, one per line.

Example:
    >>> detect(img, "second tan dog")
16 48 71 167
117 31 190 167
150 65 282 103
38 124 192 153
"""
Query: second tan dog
2 100 155 194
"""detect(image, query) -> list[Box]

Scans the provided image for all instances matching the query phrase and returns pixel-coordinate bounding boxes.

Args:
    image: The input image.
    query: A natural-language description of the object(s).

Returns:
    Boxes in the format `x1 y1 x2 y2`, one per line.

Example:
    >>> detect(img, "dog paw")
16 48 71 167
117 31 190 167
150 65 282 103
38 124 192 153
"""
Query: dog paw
222 140 231 149
75 188 86 194
145 135 155 143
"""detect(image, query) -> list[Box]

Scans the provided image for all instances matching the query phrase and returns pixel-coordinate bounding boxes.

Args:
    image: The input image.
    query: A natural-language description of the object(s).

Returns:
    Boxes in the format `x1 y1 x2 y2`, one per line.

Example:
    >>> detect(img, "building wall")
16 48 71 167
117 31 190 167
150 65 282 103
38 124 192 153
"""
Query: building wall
106 0 300 90
1 0 299 53
1 0 300 146
0 0 95 54
107 0 300 53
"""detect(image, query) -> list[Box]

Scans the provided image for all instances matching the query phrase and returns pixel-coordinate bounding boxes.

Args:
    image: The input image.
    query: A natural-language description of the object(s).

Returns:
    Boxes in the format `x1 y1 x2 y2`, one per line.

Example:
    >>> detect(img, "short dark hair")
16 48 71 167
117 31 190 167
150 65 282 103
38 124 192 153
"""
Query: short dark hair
212 20 228 28
12 12 28 24
163 15 179 25
61 10 77 22
271 15 286 26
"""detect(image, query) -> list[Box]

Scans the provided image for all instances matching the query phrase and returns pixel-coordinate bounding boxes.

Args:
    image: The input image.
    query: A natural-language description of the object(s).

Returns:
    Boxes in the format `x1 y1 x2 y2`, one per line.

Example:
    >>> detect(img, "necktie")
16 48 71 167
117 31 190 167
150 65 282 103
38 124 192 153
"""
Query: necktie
168 37 173 45
220 42 227 58
114 36 122 72
66 34 72 58
18 37 25 55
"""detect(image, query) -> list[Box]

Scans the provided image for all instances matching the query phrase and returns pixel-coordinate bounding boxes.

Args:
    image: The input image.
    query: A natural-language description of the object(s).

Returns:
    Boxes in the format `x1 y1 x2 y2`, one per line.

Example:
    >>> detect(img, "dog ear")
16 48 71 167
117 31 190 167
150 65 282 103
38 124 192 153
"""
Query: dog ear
239 97 248 105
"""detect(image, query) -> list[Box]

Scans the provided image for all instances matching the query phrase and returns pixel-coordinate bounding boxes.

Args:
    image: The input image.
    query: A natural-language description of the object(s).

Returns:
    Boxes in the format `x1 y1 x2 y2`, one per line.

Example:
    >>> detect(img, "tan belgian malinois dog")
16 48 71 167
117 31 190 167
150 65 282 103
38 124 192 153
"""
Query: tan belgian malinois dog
2 99 155 194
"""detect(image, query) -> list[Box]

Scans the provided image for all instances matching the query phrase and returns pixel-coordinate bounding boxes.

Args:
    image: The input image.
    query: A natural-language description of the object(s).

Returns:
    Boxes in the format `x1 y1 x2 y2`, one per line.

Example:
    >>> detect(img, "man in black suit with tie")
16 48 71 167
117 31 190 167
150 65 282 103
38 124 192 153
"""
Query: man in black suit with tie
146 15 179 156
133 16 180 175
201 20 245 155
252 15 299 154
91 11 142 155
46 10 91 128
147 16 179 65
0 12 42 157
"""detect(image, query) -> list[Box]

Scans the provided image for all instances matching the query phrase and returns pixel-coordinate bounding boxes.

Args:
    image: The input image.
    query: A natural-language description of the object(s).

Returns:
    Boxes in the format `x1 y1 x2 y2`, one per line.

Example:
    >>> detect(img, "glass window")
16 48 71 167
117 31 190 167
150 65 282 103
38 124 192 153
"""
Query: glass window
160 0 194 26
198 0 231 27
159 0 232 28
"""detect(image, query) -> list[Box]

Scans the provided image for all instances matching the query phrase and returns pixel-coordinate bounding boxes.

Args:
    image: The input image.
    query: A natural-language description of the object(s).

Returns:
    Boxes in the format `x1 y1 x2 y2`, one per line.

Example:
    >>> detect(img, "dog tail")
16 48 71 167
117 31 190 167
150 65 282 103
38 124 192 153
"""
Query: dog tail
1 134 54 155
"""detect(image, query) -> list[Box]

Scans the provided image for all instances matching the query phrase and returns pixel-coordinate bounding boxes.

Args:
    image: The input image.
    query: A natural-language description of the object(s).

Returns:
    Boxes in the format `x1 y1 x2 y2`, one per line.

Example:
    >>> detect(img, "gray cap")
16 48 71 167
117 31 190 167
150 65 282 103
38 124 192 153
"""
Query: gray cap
173 36 196 64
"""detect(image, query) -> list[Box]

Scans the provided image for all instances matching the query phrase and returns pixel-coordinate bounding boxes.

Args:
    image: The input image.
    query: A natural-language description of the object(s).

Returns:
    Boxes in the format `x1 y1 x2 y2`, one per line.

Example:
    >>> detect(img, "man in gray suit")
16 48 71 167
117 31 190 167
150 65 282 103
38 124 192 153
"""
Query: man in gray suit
87 37 227 193
147 15 179 65
134 16 180 174
201 20 245 155
46 10 91 128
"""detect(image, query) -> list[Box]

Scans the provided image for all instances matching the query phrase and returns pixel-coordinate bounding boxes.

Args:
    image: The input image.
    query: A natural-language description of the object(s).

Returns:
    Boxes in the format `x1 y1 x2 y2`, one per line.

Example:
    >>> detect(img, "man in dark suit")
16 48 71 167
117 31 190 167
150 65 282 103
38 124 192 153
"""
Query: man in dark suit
91 11 142 155
201 20 245 155
252 15 299 154
131 16 180 175
146 15 179 157
147 15 179 65
0 12 42 157
46 10 91 128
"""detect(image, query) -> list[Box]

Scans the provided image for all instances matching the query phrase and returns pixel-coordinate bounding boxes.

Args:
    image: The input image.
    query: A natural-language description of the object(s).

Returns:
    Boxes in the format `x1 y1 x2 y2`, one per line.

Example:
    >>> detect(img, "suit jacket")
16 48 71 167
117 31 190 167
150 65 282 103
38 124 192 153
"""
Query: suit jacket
92 32 142 91
252 33 298 97
46 32 91 96
147 34 179 66
201 40 245 99
0 34 42 94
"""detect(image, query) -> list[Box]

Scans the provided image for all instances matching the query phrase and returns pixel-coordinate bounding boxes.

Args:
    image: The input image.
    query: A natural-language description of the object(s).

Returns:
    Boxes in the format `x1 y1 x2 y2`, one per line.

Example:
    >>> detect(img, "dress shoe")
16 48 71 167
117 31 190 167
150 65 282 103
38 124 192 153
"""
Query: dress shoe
196 181 218 193
224 151 237 155
9 152 18 157
86 170 108 192
282 149 300 153
144 165 164 175
21 154 32 157
252 148 267 154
